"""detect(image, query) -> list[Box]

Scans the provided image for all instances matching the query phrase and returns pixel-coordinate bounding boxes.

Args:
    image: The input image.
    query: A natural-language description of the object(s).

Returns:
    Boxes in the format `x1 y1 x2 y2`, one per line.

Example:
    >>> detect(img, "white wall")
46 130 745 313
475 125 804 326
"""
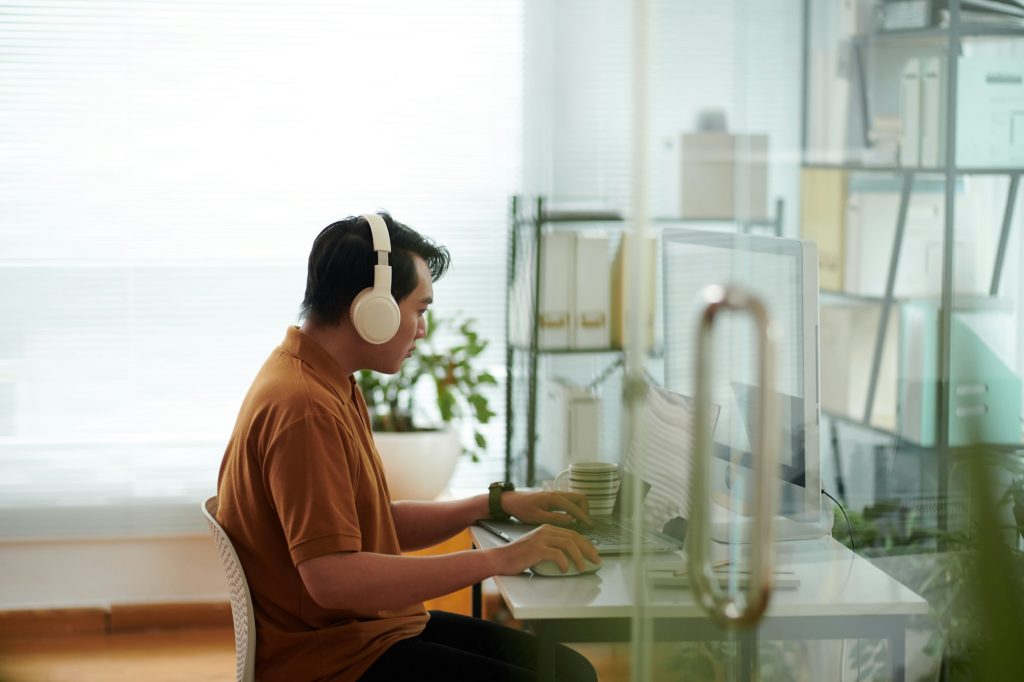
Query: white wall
0 535 227 609
0 486 486 610
523 0 803 229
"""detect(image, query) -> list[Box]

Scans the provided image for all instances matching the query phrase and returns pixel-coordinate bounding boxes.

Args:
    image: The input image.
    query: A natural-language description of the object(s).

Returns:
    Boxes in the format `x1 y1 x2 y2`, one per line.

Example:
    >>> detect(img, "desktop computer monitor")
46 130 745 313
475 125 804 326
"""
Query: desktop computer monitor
660 228 822 531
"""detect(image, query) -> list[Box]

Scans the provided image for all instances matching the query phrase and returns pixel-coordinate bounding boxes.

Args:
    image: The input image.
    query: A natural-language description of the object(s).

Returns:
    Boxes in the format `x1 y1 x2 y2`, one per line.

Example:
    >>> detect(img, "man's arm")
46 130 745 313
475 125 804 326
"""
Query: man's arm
297 524 600 612
390 495 487 551
391 490 593 551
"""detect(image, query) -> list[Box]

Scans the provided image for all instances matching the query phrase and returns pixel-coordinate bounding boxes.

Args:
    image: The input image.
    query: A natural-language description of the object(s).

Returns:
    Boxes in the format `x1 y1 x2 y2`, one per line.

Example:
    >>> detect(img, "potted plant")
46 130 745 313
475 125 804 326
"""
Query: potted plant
357 311 497 500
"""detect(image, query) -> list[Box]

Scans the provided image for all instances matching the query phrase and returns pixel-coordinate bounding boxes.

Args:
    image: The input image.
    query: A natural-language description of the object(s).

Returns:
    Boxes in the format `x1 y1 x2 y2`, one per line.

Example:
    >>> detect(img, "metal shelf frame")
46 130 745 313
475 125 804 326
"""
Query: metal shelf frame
801 0 1023 447
504 193 783 485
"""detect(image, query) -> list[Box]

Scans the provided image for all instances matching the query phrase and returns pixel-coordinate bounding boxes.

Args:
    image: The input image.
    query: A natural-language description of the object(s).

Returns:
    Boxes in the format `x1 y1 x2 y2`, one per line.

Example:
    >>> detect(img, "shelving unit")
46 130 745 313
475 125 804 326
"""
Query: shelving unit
504 195 623 486
801 0 1024 516
504 194 784 486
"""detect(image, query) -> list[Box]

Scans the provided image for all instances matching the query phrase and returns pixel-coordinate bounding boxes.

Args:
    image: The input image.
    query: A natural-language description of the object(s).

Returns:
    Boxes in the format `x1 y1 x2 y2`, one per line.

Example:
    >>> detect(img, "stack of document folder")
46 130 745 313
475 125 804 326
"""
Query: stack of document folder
645 556 801 589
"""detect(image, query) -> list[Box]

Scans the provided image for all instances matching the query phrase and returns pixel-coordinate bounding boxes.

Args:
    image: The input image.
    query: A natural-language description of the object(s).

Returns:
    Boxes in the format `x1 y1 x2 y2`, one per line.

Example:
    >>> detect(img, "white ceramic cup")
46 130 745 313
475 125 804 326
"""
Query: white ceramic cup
555 461 620 517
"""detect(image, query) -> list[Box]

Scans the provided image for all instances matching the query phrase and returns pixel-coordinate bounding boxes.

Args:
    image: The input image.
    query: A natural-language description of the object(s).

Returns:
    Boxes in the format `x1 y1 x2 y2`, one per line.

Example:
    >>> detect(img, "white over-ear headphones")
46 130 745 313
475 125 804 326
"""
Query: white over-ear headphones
349 213 401 344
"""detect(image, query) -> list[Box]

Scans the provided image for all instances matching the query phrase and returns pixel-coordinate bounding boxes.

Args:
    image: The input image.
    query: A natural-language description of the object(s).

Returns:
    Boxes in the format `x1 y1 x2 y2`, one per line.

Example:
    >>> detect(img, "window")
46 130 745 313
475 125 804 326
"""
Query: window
0 0 521 536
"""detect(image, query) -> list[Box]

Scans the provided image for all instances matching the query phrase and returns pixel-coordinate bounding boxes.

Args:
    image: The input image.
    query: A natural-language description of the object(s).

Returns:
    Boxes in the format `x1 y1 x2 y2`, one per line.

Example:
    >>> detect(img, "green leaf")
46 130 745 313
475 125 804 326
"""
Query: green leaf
362 311 495 463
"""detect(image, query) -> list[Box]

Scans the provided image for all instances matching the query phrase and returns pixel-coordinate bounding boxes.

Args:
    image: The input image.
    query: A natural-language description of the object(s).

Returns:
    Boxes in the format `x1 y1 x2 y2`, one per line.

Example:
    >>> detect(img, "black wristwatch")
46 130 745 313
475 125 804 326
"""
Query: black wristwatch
488 481 515 521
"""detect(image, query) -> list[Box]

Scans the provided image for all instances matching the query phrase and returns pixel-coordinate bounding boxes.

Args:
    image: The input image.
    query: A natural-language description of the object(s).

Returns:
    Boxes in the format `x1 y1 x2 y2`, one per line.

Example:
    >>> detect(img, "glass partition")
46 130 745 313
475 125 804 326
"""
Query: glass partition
512 1 1023 680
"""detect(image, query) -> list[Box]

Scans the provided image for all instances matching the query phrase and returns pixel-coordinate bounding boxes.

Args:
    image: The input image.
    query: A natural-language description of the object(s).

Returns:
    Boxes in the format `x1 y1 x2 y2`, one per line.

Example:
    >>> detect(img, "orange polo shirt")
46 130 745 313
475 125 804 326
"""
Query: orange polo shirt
217 326 427 682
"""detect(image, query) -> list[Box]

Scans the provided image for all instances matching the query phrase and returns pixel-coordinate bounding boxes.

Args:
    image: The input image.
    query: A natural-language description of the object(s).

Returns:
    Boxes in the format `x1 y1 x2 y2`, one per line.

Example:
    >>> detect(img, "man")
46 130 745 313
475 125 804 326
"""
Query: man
217 213 600 681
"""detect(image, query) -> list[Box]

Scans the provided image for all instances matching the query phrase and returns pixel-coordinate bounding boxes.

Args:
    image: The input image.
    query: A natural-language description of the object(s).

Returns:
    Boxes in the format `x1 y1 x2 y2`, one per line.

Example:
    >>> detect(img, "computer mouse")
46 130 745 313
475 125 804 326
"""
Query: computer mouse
530 557 601 577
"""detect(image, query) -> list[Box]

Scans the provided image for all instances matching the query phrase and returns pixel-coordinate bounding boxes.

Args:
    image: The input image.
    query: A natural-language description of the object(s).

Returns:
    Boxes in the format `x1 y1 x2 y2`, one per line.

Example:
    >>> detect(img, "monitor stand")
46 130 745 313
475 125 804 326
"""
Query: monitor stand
708 502 829 544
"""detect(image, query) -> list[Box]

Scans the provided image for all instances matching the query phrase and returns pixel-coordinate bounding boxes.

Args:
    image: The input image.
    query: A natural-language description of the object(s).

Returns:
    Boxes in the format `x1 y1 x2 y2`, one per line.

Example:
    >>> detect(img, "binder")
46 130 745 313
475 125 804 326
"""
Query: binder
572 234 611 349
610 233 658 351
538 231 573 349
899 58 922 167
882 0 937 30
799 168 848 291
919 56 945 168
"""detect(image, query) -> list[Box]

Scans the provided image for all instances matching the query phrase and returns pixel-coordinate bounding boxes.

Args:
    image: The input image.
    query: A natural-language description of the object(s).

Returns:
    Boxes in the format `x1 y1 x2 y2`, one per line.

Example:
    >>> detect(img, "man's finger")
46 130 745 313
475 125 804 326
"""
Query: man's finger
556 534 601 570
556 492 588 509
548 493 592 525
535 511 577 527
557 539 587 571
576 536 601 564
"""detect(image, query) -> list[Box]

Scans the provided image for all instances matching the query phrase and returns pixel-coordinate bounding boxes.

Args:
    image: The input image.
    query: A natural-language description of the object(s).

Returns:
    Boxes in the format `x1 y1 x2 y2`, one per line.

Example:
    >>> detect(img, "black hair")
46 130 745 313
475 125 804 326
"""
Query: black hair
300 212 450 326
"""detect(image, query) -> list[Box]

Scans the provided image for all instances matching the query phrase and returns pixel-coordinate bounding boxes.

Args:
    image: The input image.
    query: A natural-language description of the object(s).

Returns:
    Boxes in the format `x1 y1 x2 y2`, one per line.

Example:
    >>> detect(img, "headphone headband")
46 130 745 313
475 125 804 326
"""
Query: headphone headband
361 213 392 254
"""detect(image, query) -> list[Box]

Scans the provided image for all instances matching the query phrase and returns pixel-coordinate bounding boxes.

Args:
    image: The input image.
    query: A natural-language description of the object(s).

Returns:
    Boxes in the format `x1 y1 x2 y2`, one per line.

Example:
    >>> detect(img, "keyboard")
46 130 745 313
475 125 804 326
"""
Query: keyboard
571 518 681 553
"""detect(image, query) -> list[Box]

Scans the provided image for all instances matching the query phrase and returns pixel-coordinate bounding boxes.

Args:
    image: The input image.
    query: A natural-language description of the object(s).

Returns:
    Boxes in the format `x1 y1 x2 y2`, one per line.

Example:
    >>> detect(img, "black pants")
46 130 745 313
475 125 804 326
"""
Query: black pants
360 610 598 682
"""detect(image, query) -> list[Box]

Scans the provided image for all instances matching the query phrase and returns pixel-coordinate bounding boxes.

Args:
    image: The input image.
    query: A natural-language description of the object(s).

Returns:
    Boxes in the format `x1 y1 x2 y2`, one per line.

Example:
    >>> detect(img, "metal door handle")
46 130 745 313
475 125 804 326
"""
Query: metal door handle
687 285 780 628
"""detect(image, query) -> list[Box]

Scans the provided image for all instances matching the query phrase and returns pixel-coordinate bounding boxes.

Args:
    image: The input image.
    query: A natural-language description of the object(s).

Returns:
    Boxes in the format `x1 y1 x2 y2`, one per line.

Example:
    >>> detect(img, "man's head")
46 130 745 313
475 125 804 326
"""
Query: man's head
300 213 450 373
301 213 449 327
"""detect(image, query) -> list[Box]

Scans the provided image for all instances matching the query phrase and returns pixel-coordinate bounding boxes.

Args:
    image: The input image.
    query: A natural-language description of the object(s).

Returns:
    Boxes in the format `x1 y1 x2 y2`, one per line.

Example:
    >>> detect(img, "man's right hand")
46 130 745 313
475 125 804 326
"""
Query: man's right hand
485 524 601 575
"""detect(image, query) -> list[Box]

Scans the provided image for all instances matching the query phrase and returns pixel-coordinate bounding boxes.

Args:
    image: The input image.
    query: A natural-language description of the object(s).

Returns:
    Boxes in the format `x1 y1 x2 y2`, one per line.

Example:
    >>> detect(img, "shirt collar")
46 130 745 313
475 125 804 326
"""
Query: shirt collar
280 326 355 404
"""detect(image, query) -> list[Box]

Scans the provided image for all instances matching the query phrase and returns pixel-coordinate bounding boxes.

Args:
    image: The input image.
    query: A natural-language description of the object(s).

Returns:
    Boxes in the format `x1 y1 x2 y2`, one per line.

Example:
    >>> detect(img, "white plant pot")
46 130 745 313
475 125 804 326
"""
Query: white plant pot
372 427 462 501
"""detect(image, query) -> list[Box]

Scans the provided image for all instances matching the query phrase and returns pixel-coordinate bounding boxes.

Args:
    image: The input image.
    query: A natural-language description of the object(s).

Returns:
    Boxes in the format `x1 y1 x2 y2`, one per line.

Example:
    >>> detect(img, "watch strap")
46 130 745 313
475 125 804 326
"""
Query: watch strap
488 481 514 521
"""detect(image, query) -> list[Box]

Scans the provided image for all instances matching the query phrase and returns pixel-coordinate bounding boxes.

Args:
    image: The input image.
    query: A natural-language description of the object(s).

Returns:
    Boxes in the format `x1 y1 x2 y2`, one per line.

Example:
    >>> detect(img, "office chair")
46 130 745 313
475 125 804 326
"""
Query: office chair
202 496 257 682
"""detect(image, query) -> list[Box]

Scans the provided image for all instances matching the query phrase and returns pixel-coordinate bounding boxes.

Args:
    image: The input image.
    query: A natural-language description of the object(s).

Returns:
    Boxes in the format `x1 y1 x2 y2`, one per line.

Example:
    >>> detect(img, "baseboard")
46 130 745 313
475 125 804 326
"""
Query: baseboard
0 601 232 638
109 601 232 632
0 607 109 638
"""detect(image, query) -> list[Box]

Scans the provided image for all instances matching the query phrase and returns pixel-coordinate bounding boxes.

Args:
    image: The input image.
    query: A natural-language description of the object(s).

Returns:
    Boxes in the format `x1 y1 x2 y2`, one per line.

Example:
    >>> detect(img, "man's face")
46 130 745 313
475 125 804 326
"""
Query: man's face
372 255 433 374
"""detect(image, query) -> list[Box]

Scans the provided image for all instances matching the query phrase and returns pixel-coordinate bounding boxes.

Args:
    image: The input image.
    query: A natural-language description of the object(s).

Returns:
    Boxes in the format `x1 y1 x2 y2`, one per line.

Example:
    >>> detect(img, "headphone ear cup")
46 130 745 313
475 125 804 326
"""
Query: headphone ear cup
350 288 401 344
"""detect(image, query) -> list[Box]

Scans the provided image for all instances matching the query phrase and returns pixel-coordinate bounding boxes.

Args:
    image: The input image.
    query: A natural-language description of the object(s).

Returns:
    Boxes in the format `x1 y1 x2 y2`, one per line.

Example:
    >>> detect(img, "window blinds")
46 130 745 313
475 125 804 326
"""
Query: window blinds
0 0 521 536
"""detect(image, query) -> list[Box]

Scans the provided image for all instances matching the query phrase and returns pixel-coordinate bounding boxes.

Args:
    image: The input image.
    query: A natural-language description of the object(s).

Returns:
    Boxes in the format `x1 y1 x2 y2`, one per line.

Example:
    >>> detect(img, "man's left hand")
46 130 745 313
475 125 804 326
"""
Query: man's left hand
500 491 592 528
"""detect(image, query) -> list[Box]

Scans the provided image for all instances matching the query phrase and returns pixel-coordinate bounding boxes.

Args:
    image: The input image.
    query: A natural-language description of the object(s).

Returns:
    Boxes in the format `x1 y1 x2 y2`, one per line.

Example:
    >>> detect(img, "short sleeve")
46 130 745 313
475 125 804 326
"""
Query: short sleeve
262 413 363 565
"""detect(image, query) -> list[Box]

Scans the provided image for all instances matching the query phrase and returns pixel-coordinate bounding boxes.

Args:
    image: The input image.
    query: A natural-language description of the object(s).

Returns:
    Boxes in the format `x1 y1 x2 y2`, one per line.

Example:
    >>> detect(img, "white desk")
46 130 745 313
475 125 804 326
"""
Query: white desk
471 526 928 682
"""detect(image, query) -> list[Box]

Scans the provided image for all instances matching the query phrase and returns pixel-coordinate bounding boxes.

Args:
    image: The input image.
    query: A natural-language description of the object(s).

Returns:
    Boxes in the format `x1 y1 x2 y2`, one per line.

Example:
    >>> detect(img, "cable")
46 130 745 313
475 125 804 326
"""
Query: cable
822 488 858 681
822 488 855 552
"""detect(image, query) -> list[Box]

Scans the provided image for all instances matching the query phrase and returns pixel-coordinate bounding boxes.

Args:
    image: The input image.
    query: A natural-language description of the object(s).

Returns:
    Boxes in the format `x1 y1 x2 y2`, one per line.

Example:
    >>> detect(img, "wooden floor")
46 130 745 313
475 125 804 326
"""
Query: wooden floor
0 627 631 682
0 627 237 682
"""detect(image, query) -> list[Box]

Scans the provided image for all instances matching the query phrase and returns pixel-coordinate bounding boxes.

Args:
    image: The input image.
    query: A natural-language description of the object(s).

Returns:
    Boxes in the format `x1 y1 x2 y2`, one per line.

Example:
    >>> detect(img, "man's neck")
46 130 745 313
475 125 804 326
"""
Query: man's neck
298 320 359 377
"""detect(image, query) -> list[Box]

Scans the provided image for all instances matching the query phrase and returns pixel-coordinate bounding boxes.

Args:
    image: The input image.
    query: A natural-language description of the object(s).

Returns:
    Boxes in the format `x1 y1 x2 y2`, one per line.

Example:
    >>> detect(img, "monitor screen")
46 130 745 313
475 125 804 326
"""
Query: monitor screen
661 228 821 523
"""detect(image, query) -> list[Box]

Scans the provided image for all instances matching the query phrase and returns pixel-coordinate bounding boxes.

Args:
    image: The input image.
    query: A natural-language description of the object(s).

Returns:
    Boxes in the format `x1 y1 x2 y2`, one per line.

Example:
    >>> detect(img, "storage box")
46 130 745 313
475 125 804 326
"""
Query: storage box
820 301 899 431
572 234 611 349
537 231 574 349
537 378 601 479
680 133 769 221
957 57 1024 168
844 186 978 298
898 301 1021 447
